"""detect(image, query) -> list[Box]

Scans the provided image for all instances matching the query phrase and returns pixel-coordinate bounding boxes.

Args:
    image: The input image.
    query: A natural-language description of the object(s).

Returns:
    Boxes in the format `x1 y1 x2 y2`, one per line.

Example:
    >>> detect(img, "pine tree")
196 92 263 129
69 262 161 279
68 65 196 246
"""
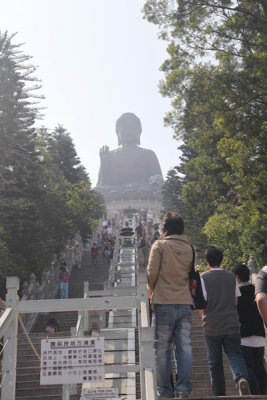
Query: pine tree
0 31 105 281
47 125 89 184
0 31 43 278
161 168 183 212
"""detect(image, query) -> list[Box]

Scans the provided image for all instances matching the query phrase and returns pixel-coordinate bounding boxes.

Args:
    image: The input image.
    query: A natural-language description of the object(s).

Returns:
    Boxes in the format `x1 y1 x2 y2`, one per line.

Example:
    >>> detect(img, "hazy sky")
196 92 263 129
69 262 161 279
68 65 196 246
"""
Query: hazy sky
1 0 180 186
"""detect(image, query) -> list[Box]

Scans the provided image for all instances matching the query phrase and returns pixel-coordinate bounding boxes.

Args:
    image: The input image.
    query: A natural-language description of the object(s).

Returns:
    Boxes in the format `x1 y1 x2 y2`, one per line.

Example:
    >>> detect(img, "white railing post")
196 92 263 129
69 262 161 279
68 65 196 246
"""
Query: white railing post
2 276 19 400
62 385 70 400
137 272 150 327
83 281 89 332
137 272 157 400
139 328 157 400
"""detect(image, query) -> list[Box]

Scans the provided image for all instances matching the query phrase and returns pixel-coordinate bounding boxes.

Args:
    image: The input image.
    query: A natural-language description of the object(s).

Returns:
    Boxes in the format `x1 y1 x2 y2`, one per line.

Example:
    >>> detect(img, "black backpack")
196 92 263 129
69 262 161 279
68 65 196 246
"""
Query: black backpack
188 246 207 310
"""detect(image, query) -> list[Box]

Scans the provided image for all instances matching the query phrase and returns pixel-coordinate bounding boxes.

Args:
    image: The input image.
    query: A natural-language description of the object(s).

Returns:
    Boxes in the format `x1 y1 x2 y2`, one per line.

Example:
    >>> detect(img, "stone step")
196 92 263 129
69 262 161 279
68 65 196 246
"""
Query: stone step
16 380 51 390
16 372 40 381
190 379 236 390
17 360 40 368
15 397 267 400
14 370 232 381
19 330 206 342
192 366 231 375
175 397 266 400
15 250 112 399
16 396 62 400
18 331 71 340
15 245 255 400
15 387 61 397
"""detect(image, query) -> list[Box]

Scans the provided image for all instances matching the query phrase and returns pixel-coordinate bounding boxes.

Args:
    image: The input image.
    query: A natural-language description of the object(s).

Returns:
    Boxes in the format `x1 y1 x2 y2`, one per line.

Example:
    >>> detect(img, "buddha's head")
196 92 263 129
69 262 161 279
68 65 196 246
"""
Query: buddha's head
116 113 142 146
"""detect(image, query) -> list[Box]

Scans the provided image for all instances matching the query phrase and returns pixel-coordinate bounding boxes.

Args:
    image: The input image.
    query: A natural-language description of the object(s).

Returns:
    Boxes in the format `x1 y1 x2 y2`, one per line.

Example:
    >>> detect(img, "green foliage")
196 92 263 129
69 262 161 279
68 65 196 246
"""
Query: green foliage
161 167 208 253
195 263 209 274
0 31 105 283
144 1 267 266
161 167 183 212
47 125 89 184
0 30 43 279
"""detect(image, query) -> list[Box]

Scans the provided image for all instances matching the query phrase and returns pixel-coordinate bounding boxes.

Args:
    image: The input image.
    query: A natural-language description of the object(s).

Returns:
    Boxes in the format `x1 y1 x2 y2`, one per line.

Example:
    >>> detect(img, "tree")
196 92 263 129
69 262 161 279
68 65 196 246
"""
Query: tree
144 1 267 265
161 166 207 252
161 167 183 212
33 127 105 275
47 125 89 184
0 32 106 281
0 30 43 278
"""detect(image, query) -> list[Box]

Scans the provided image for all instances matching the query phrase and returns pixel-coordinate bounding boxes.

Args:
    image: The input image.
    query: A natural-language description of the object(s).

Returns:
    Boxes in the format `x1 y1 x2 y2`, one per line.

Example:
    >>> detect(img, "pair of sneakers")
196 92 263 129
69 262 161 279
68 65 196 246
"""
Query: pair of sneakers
176 393 190 399
174 379 249 398
158 393 189 399
238 378 250 396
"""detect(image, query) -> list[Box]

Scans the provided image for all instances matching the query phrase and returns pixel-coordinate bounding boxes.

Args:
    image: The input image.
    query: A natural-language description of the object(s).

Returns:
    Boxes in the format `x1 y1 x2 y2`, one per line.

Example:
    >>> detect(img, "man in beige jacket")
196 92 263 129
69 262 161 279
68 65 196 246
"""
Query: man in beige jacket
147 212 193 399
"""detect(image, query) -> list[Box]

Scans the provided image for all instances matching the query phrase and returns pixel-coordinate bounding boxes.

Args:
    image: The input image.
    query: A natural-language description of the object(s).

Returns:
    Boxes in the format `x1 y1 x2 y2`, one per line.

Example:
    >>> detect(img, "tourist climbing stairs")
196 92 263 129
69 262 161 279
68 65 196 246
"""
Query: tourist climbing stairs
1 223 266 400
14 244 110 399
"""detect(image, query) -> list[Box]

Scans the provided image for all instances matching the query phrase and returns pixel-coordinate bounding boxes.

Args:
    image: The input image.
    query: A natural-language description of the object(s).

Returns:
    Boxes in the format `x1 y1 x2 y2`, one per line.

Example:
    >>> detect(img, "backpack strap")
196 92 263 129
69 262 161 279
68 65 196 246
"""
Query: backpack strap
150 240 164 290
190 245 195 272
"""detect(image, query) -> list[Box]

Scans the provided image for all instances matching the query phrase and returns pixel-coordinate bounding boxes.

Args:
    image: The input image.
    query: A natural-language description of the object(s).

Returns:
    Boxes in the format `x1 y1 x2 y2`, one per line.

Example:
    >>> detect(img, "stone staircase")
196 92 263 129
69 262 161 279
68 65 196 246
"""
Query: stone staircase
165 313 266 400
14 244 267 399
16 331 67 400
191 312 238 398
15 247 110 400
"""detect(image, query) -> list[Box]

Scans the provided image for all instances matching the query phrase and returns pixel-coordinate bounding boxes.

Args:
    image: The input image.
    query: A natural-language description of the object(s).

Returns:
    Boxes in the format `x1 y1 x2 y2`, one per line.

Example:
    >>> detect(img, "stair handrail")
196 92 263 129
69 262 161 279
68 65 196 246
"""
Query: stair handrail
19 233 84 333
137 270 158 400
0 307 12 339
0 220 158 400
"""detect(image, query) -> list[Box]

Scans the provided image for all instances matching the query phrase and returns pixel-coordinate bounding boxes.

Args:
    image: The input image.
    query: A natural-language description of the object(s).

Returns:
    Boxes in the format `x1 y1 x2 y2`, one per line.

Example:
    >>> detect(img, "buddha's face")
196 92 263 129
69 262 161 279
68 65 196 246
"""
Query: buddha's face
118 128 140 145
116 114 141 146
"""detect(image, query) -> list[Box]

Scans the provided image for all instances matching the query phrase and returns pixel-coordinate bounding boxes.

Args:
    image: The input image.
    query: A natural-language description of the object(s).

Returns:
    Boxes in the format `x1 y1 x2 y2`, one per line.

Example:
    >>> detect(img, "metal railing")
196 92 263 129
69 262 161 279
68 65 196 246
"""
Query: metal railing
19 232 84 333
0 237 157 400
0 219 157 400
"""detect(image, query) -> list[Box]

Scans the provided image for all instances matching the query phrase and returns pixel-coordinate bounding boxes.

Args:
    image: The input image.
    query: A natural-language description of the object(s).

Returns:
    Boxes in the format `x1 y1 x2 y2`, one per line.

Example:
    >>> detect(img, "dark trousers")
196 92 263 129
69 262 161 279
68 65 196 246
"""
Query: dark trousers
204 334 248 396
241 345 267 395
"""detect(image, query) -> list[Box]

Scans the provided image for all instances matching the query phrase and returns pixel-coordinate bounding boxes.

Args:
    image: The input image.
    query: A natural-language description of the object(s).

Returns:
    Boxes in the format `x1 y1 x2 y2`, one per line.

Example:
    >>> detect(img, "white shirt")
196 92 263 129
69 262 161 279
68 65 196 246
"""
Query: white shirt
107 227 113 235
241 336 266 347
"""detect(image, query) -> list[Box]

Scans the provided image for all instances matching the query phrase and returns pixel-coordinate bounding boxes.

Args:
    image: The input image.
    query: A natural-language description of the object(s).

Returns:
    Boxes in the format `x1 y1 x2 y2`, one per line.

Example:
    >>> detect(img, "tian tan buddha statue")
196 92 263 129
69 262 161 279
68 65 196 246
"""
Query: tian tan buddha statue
95 112 163 202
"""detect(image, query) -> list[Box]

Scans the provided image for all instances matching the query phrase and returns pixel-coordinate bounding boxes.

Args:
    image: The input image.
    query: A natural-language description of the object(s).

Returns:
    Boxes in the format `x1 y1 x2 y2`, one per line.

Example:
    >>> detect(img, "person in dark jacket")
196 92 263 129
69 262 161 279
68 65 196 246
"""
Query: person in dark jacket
232 263 266 395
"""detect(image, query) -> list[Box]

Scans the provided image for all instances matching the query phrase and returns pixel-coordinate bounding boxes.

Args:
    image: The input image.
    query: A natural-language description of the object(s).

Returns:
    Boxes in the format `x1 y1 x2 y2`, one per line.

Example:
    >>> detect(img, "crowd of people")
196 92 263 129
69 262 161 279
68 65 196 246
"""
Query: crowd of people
2 207 266 398
135 210 160 266
97 219 116 265
146 211 267 398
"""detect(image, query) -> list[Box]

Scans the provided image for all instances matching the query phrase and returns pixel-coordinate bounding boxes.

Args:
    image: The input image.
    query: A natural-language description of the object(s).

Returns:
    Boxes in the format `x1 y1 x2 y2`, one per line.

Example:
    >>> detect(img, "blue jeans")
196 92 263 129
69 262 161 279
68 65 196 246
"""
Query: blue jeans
204 334 248 396
60 281 69 299
154 304 192 398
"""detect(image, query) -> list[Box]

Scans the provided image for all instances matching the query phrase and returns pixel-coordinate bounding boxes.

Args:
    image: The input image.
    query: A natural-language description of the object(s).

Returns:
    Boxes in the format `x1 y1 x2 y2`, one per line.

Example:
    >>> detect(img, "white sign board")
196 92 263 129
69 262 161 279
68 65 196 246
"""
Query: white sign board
80 387 119 399
40 337 104 385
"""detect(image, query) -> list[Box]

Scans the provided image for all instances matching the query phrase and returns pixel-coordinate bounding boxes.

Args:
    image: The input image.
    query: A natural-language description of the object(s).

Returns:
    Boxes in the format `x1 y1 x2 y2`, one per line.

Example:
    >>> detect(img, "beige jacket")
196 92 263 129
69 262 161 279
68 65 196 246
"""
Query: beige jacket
147 235 193 305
